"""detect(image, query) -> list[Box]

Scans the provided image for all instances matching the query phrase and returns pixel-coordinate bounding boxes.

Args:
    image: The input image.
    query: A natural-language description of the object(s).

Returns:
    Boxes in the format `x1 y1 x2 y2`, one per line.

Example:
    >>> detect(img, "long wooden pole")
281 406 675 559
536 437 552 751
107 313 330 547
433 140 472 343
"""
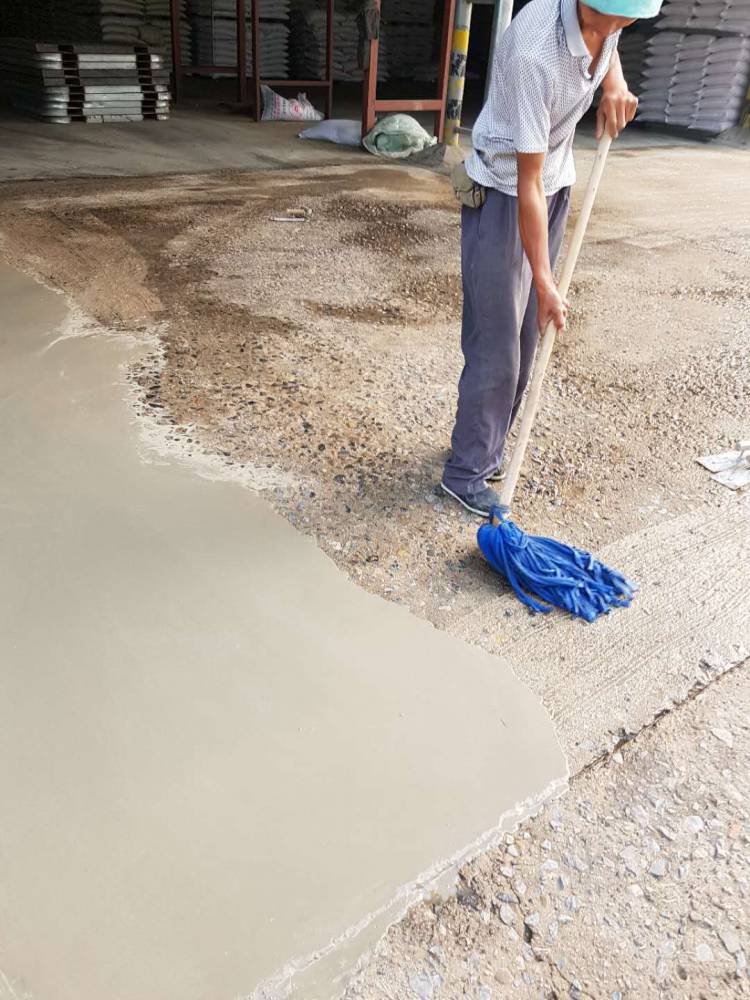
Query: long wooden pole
500 135 612 508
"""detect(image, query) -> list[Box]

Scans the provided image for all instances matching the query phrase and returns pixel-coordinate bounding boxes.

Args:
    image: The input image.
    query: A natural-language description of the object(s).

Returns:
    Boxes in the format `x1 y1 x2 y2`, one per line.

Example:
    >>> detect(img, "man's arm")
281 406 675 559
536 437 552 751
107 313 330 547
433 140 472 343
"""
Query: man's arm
516 152 568 333
597 48 639 138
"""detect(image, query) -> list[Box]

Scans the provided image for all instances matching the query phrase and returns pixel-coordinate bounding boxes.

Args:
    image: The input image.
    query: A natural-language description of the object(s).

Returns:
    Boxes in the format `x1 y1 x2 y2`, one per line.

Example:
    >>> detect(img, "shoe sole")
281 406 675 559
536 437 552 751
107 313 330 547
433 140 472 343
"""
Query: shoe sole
439 482 492 517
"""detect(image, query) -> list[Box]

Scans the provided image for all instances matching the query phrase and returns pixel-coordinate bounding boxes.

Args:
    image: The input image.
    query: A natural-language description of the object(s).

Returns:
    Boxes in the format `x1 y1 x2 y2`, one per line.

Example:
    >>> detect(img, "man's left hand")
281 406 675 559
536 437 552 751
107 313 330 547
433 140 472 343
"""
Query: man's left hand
596 88 638 139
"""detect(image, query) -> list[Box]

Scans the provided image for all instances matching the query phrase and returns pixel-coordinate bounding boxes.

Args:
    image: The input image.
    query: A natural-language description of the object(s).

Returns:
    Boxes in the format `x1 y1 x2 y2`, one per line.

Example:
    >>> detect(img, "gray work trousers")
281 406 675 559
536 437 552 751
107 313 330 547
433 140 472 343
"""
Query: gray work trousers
442 186 570 495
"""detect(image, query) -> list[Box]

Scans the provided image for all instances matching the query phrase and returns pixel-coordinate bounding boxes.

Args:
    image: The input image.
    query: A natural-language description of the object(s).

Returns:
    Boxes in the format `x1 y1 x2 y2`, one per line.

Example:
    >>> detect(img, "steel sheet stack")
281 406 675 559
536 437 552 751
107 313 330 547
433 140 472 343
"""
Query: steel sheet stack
0 38 171 123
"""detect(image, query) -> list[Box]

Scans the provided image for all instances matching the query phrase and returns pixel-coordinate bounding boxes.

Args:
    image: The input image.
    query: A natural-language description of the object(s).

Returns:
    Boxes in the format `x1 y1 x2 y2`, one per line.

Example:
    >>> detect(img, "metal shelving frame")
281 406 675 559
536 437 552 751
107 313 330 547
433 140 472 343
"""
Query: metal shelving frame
170 0 333 118
361 0 457 140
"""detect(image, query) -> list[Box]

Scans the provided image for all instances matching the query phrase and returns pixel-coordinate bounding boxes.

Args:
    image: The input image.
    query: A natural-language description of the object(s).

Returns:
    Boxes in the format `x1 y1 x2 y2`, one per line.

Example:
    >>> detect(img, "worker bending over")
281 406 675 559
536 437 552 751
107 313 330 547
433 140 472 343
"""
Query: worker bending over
441 0 659 516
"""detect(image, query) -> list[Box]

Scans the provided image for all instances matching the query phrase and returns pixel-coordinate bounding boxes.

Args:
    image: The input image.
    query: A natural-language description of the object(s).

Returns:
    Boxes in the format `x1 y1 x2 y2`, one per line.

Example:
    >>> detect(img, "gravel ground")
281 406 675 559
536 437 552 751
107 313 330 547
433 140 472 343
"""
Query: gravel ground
0 147 747 635
344 661 750 1000
0 145 748 1000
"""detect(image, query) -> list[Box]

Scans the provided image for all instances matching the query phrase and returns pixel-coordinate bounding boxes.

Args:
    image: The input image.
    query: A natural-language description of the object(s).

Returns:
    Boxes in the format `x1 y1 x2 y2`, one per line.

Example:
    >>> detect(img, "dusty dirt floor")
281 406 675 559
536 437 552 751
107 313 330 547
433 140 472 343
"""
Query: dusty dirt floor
0 148 747 637
344 659 750 1000
0 143 748 1000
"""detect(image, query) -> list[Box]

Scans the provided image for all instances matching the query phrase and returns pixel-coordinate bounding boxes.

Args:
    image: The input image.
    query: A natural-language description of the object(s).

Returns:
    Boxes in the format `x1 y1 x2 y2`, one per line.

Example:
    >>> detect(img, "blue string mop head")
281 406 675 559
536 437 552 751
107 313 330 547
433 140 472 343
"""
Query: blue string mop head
475 135 636 622
478 507 637 622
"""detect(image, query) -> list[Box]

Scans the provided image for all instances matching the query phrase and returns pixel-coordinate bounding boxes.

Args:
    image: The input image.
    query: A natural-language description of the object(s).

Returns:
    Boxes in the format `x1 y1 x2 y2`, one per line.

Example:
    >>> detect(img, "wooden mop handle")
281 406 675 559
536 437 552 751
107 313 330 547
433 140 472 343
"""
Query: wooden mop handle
500 134 613 508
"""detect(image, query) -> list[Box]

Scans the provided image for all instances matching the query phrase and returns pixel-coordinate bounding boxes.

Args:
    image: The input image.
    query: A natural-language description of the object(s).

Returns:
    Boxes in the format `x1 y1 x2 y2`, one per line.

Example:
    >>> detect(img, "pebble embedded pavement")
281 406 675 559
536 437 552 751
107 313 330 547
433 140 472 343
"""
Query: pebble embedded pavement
344 662 750 999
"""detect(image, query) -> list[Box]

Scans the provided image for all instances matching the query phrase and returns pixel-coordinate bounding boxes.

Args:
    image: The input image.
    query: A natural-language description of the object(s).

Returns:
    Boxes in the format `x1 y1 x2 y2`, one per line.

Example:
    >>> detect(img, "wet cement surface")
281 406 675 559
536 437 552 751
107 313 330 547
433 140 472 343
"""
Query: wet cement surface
0 263 566 1000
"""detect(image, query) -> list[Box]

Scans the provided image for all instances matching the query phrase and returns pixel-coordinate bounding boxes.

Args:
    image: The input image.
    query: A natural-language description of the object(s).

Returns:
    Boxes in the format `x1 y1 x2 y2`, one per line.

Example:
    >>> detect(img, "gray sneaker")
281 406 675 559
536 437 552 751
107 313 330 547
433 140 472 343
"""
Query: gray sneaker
486 464 505 482
439 482 505 517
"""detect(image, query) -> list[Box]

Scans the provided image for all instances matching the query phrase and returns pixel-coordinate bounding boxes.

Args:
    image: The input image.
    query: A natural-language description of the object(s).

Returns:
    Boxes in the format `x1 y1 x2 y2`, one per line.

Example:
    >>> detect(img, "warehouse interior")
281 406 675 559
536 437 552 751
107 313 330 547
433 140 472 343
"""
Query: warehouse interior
0 0 748 141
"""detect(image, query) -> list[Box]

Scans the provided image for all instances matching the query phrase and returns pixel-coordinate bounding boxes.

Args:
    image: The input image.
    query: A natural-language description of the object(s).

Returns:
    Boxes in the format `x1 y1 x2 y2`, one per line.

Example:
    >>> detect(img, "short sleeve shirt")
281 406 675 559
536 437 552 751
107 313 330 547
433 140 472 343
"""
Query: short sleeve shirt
466 0 620 196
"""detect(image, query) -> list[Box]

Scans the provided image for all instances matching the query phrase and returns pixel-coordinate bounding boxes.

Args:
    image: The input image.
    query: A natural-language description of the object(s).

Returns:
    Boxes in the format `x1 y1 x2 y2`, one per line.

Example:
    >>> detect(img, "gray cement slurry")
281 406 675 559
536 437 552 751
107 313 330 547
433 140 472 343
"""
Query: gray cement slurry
0 263 566 1000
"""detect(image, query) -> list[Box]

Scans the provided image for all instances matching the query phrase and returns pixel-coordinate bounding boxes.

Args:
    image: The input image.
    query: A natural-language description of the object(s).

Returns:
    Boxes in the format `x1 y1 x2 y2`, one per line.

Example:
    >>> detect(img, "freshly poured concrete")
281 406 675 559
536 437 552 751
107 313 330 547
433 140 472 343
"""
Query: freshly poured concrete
0 263 566 1000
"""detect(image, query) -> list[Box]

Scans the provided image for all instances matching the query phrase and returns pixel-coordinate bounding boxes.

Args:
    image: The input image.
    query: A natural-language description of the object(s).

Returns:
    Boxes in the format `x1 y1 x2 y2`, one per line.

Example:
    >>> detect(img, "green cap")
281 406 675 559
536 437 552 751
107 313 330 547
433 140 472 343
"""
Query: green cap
582 0 662 17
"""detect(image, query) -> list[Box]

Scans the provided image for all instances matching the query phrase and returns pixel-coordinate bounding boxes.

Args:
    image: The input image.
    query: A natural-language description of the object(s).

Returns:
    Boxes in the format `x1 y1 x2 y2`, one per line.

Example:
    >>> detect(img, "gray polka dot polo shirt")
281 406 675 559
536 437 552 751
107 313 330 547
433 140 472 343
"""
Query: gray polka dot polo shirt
466 0 620 196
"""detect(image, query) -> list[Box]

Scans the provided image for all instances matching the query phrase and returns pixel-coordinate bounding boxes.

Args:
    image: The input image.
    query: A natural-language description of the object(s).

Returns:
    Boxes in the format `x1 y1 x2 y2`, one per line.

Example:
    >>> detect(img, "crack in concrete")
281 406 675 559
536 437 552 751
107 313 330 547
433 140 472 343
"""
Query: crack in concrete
507 892 597 1000
577 653 750 779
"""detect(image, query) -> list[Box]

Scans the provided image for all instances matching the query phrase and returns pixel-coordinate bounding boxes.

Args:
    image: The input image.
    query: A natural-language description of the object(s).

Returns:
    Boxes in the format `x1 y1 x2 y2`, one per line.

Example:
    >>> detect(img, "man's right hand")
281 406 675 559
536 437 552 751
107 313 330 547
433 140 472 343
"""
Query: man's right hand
517 153 569 335
536 281 569 333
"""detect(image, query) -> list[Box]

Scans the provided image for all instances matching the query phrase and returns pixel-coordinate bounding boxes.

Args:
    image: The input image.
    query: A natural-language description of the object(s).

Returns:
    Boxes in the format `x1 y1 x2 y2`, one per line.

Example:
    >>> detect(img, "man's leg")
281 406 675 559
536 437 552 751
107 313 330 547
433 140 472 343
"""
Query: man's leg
442 190 532 499
509 187 571 430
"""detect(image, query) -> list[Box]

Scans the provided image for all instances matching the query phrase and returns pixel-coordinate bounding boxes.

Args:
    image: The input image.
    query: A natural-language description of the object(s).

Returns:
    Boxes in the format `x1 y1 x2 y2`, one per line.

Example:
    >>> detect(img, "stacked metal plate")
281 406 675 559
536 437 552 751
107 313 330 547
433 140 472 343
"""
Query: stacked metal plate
0 39 171 123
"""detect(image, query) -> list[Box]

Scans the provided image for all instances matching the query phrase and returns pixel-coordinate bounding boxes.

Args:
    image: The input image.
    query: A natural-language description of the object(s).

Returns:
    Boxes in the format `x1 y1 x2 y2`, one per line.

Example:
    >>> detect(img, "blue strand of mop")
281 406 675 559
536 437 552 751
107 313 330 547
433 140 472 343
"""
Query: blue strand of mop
477 508 637 623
